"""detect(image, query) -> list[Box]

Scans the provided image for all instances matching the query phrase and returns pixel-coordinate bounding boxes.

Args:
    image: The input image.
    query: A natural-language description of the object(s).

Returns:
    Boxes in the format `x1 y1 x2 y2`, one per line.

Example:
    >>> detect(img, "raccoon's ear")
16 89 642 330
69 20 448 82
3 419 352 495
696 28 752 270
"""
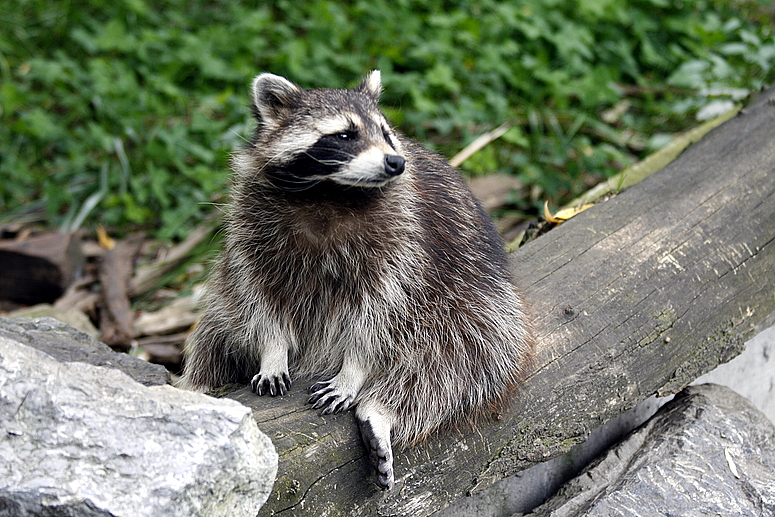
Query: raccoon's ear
252 73 302 124
357 70 382 103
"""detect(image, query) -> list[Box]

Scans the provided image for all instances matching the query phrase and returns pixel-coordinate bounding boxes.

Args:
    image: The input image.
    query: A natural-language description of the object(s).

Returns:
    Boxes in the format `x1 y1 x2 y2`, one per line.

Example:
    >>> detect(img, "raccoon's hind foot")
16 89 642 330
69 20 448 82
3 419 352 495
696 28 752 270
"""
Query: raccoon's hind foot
356 405 395 490
250 371 292 396
307 379 357 414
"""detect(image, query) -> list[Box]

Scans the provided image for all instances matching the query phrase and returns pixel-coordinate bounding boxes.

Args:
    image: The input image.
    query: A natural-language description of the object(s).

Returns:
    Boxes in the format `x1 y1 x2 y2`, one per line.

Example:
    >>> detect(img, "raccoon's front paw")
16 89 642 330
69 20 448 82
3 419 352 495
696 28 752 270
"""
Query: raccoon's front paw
307 379 358 415
250 371 292 396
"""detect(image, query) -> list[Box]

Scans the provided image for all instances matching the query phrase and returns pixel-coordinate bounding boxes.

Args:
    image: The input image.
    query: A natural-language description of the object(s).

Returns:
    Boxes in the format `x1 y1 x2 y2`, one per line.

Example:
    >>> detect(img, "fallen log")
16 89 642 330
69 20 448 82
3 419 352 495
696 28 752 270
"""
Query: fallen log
226 86 775 516
0 232 84 305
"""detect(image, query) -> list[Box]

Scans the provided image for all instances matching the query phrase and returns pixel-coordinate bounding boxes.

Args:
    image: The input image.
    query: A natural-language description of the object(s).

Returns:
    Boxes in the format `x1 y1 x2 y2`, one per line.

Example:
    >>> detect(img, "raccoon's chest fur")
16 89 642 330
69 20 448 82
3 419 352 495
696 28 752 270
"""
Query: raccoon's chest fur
288 198 376 251
228 181 416 373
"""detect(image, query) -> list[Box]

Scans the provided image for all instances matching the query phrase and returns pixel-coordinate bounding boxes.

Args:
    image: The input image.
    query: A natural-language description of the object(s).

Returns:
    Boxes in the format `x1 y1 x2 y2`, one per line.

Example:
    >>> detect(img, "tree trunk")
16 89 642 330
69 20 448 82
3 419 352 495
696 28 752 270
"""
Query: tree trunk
227 86 775 516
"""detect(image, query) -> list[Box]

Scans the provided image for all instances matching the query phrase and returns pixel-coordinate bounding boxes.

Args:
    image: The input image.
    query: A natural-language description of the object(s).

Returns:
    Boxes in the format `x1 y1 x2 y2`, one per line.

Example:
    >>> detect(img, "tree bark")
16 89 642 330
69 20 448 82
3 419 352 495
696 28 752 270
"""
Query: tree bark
227 86 775 516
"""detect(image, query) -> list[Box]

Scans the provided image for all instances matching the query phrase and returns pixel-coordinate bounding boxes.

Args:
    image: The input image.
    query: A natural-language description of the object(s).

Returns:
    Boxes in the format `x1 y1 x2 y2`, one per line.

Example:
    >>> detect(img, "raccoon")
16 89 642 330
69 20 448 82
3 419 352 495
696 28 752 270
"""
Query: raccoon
180 71 534 489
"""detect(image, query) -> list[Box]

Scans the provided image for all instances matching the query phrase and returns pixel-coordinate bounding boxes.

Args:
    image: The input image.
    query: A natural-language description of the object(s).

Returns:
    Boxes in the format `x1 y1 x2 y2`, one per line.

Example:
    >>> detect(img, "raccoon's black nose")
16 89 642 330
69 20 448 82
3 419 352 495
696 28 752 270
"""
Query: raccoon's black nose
384 155 405 177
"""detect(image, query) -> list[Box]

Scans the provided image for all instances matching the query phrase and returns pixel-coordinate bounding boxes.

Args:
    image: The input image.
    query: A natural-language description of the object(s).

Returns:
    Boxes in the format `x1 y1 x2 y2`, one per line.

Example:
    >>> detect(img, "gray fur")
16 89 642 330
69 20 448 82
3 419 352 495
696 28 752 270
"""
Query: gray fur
180 71 535 489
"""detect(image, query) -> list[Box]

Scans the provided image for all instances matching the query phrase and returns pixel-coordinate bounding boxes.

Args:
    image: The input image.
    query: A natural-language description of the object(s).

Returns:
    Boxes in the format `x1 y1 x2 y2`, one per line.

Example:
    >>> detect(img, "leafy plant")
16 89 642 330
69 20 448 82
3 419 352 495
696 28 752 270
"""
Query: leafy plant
1 0 772 238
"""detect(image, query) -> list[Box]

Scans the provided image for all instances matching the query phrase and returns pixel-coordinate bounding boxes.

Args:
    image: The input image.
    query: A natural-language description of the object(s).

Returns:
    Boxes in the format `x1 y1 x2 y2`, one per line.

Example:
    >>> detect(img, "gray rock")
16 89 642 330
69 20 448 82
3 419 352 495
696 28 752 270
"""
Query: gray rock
694 323 775 423
0 317 169 386
0 336 278 517
531 384 775 517
5 304 100 339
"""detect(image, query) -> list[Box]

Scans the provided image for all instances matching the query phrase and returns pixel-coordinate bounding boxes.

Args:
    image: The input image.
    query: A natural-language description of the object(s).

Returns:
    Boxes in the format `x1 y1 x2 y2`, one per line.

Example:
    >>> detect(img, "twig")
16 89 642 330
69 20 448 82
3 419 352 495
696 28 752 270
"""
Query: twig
99 233 145 349
449 122 512 168
563 105 741 209
129 213 221 298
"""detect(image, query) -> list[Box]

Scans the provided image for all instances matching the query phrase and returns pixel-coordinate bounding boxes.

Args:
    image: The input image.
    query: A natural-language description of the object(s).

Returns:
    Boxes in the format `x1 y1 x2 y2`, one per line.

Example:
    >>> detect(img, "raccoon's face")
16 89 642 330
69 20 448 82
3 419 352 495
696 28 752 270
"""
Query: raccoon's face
249 71 405 189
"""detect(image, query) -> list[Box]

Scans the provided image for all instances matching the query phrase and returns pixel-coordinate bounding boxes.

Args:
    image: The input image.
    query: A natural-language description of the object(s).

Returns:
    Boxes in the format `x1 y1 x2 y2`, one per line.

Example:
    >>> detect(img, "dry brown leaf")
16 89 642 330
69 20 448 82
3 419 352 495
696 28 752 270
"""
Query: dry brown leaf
544 201 595 224
97 225 116 250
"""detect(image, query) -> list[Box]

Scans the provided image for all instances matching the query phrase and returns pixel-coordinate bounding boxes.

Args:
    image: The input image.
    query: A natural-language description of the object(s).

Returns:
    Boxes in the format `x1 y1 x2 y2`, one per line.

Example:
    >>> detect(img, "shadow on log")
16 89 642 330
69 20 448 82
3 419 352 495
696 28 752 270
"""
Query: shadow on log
226 86 775 516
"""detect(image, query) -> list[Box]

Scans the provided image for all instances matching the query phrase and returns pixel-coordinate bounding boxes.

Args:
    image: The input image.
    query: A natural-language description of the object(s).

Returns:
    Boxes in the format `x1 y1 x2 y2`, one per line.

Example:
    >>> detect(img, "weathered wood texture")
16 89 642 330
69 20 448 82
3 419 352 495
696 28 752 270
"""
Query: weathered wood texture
98 234 145 349
228 86 775 517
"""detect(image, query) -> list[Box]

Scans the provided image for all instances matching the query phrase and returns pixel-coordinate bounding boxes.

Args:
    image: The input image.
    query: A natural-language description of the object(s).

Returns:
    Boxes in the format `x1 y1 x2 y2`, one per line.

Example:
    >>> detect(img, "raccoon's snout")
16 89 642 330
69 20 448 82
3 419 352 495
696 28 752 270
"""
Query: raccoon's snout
385 155 405 177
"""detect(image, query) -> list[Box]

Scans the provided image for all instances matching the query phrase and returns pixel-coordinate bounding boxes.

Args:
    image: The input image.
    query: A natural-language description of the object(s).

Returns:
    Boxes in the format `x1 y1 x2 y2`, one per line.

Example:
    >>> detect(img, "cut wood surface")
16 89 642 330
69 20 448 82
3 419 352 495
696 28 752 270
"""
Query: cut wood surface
0 232 84 304
227 87 775 517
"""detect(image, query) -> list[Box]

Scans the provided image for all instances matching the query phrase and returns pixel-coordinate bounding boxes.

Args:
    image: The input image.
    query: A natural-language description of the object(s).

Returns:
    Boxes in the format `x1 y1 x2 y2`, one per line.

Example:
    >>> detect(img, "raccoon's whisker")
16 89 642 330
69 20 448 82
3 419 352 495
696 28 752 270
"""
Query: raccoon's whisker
327 149 358 159
311 146 358 159
263 171 321 192
298 152 352 166
228 129 251 145
309 158 347 166
259 149 297 170
253 153 321 191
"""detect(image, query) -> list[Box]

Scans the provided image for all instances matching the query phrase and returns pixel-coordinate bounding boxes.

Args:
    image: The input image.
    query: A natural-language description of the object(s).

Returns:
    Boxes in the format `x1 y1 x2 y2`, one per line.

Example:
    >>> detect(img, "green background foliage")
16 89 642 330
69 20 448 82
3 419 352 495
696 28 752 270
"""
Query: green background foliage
1 0 773 239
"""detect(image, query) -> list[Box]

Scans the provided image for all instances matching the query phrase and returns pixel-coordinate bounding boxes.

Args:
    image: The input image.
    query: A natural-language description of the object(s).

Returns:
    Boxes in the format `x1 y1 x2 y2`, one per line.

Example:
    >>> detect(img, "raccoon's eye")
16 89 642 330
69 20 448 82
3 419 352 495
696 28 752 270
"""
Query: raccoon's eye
382 129 395 149
336 130 358 141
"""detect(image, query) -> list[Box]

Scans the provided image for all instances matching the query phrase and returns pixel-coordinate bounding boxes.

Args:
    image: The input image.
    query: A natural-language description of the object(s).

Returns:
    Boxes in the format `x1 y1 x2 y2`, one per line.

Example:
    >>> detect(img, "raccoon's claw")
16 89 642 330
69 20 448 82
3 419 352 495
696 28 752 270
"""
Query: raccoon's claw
359 417 394 490
307 380 356 414
250 371 292 396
